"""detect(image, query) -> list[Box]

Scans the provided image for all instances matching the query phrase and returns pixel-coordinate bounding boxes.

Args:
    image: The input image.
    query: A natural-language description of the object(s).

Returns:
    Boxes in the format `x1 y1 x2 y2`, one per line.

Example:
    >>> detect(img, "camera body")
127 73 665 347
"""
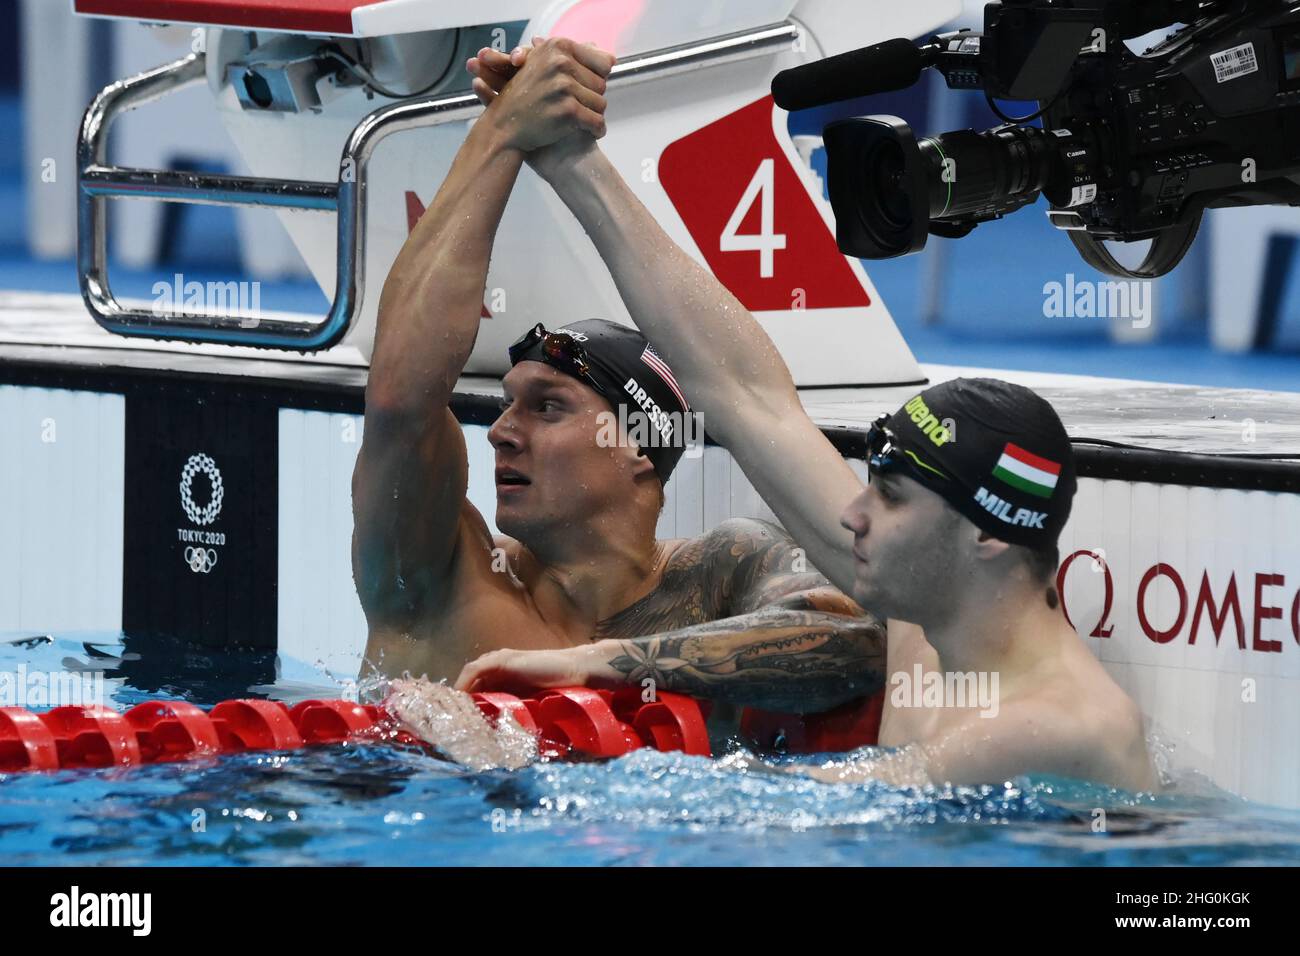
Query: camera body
821 0 1300 277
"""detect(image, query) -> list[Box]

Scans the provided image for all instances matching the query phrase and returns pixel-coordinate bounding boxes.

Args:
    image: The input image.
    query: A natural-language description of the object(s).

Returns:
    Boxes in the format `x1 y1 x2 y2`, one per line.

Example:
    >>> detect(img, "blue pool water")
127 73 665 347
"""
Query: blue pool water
2 632 1299 867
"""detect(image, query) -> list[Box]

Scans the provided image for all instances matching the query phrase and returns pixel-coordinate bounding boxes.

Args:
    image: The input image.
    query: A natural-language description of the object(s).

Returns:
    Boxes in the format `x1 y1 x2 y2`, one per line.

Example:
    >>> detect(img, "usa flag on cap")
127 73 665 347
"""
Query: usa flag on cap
640 345 689 411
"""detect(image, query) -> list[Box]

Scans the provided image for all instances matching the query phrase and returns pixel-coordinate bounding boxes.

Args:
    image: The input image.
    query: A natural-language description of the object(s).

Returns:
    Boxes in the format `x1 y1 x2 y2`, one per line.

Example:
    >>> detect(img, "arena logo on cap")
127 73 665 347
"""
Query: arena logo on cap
903 395 953 447
992 443 1061 499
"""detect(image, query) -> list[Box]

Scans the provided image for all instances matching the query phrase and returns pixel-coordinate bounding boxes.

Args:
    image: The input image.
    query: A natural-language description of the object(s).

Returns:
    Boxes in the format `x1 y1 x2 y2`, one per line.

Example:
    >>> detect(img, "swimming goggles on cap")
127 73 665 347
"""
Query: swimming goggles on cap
508 323 609 400
865 414 953 487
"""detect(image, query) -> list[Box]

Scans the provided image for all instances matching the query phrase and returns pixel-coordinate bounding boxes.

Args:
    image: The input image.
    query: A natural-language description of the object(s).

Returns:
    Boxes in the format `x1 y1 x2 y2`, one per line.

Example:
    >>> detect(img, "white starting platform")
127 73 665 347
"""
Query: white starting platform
0 0 1296 810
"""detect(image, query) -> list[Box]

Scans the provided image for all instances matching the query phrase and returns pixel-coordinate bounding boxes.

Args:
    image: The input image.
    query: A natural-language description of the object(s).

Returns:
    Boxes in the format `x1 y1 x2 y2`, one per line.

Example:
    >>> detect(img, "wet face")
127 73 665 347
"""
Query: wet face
838 468 969 623
487 362 648 544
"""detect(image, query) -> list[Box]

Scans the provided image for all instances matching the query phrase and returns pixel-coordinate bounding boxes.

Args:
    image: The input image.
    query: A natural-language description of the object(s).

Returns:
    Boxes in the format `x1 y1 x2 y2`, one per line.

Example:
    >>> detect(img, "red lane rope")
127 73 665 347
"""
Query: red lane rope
0 688 712 773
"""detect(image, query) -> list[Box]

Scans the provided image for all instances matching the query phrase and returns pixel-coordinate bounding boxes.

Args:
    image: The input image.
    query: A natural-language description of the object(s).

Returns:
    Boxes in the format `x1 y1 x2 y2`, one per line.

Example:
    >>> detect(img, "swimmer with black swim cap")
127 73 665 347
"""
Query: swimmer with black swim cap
504 317 695 499
458 40 1158 790
846 377 1077 624
799 378 1154 790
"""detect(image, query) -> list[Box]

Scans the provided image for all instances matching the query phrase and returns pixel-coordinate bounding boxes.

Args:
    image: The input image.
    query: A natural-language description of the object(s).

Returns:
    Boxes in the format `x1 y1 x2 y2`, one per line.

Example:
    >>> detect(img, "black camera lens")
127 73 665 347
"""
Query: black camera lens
869 139 913 230
916 127 1054 220
824 116 929 258
823 115 1076 260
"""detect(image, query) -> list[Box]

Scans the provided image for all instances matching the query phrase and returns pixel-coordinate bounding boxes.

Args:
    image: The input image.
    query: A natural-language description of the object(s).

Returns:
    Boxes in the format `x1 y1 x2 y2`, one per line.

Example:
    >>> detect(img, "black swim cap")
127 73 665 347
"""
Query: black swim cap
883 378 1077 547
508 319 693 483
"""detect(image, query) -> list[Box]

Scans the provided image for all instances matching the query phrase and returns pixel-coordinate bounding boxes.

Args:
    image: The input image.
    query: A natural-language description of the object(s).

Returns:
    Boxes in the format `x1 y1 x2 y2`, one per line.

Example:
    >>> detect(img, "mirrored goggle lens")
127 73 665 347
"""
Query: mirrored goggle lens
541 335 586 372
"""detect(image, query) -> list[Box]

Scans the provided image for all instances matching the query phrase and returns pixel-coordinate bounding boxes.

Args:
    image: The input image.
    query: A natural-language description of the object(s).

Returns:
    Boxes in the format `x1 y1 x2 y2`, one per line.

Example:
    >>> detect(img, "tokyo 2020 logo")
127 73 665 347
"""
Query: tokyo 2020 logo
179 453 224 526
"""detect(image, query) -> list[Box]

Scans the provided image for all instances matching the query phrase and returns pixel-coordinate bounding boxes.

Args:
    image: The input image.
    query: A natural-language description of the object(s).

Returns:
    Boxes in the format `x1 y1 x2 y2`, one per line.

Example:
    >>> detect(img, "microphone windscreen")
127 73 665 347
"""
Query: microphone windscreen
772 38 924 111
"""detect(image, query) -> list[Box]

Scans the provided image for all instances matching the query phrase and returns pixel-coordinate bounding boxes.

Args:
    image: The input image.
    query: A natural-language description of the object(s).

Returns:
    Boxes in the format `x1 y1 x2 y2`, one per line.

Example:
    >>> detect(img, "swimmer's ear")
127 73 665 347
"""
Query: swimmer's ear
600 414 658 482
610 442 658 486
628 447 658 480
971 528 1012 563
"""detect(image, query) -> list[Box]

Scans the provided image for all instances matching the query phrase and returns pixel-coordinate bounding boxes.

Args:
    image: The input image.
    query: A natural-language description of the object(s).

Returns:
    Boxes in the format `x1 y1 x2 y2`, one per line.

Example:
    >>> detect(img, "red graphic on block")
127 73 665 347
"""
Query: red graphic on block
659 95 869 312
75 0 381 34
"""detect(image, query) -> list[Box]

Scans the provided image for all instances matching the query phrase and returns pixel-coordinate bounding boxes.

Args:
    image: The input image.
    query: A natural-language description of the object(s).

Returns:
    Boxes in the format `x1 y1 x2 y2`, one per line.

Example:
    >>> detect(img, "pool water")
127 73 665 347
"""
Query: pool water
2 632 1299 867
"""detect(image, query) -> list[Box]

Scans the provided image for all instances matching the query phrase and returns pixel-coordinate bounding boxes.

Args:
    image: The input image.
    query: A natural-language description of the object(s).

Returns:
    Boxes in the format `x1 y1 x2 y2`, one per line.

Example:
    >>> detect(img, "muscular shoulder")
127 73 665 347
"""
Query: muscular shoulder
593 518 849 640
927 686 1151 790
1030 651 1148 746
679 517 836 616
692 516 794 558
658 517 790 589
1039 674 1153 789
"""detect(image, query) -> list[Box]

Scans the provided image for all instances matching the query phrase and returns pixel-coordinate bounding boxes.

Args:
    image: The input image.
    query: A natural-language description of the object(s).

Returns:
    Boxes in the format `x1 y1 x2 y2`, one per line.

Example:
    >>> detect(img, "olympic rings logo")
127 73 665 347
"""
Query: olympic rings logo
179 453 224 526
184 547 219 574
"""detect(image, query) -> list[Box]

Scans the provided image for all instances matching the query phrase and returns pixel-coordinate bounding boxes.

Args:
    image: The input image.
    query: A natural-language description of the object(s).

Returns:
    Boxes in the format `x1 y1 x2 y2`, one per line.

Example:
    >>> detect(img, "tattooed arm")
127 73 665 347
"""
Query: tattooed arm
456 518 885 712
589 597 885 712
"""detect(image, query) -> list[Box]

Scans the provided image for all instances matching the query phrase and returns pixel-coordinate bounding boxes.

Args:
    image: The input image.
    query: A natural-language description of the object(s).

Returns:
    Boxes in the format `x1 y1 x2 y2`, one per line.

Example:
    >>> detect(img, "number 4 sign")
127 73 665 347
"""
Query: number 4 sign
720 159 787 279
659 95 870 312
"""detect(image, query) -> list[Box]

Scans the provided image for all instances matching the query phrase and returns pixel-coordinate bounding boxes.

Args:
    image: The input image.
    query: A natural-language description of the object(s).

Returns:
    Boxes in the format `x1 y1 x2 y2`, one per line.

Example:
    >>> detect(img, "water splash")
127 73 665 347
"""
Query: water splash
489 748 1078 832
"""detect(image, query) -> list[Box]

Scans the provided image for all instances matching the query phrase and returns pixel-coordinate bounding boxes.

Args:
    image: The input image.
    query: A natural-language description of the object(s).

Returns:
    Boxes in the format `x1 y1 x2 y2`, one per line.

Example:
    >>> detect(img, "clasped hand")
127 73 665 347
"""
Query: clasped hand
469 36 616 156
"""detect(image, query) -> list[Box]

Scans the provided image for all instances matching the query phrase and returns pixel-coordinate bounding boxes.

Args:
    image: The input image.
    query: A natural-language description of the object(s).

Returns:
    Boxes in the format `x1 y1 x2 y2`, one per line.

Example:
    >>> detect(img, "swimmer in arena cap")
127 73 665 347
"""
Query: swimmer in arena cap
444 42 1158 792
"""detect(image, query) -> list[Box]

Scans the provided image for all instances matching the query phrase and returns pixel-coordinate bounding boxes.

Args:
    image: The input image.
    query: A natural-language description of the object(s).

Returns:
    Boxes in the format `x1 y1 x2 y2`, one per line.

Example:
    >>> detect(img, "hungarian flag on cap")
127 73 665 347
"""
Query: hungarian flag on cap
992 443 1061 499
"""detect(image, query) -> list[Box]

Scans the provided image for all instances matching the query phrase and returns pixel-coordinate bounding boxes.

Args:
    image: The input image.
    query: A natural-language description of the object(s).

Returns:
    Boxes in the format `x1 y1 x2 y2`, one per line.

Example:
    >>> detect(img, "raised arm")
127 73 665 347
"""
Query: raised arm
352 123 516 625
468 46 862 595
552 147 862 594
353 41 614 626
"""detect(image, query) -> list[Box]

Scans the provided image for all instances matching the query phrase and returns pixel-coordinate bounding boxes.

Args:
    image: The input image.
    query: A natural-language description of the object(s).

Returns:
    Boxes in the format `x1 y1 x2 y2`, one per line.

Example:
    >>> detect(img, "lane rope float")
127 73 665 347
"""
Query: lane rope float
0 687 713 773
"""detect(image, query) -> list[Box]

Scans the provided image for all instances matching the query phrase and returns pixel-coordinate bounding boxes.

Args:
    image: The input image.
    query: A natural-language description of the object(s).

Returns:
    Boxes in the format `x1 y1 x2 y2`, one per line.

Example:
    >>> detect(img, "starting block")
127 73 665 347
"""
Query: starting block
71 0 962 384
